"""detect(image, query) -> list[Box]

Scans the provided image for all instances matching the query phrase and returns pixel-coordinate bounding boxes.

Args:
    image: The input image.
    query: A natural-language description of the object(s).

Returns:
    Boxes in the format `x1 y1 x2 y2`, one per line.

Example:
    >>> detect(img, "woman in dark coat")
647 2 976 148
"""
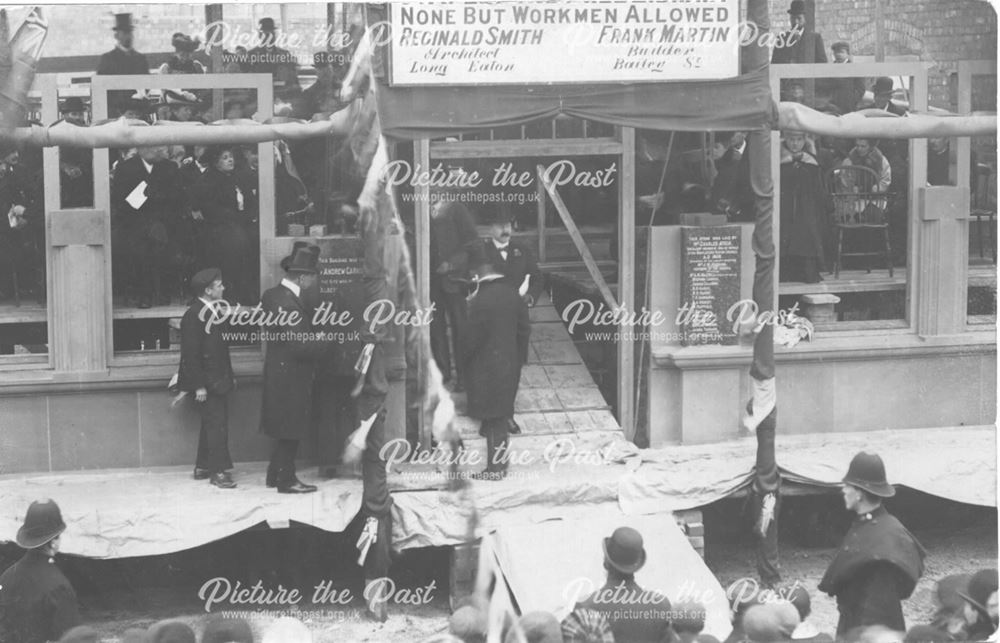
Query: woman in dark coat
196 146 258 304
780 131 831 283
463 265 531 478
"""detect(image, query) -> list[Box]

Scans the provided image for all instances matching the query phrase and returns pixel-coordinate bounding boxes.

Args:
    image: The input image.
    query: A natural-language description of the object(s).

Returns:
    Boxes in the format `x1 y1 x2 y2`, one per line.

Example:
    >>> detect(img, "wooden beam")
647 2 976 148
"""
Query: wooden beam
617 126 636 441
536 164 617 311
415 138 432 449
431 138 623 160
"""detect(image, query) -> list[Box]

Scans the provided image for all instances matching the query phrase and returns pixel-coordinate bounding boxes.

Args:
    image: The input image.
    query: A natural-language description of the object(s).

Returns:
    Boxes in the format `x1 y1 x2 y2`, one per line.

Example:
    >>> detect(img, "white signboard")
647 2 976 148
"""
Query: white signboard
386 1 740 85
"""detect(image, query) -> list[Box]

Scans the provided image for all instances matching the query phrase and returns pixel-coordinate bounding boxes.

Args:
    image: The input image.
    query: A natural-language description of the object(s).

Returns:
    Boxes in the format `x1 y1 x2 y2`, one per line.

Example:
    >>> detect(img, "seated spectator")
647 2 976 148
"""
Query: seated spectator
574 527 673 643
959 569 999 640
146 620 196 643
57 626 100 642
780 131 830 283
902 624 951 643
0 499 81 643
159 33 205 74
504 611 562 643
842 138 892 193
742 601 800 643
262 617 312 643
784 584 832 643
202 615 254 643
450 605 488 643
673 601 707 642
929 573 970 638
561 608 615 643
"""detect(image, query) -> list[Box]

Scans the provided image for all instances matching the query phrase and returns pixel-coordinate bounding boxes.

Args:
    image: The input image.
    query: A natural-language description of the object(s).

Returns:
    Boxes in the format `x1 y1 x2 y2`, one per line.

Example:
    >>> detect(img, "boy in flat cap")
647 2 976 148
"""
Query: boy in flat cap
178 267 237 488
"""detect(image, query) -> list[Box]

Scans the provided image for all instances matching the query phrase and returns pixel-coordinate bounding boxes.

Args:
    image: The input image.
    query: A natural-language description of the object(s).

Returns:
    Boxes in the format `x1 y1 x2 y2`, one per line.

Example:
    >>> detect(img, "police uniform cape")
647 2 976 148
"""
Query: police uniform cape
818 506 926 598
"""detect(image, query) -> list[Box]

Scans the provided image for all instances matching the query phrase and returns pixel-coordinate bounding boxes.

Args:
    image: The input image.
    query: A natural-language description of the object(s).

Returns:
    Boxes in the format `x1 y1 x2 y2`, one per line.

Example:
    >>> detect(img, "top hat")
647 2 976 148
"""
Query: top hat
171 32 199 53
16 499 66 549
873 77 894 95
787 0 805 15
113 13 134 32
831 41 850 53
958 569 999 615
842 451 895 498
283 245 320 274
489 207 514 226
190 267 222 296
258 17 277 32
59 97 86 114
602 526 646 575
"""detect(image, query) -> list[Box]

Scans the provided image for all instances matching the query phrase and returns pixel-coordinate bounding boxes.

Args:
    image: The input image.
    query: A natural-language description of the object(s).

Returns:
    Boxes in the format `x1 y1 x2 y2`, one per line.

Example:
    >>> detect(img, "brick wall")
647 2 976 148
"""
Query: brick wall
769 0 997 108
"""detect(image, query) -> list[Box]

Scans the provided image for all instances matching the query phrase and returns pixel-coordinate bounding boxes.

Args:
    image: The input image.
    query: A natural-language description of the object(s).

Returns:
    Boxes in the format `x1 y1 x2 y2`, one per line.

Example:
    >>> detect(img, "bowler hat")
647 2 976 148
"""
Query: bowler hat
873 77 894 95
787 0 805 15
958 568 999 615
259 17 277 32
602 526 646 574
842 451 895 498
489 207 514 226
16 499 66 549
280 241 319 271
59 97 86 114
190 267 222 296
832 41 850 53
171 32 199 53
284 246 319 274
113 13 134 32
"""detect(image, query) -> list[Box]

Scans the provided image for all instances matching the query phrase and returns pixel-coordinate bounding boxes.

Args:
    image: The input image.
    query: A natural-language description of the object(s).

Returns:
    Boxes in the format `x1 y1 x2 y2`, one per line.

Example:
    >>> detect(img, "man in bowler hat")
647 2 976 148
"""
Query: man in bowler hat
819 452 925 635
178 268 236 489
959 569 999 639
574 526 673 643
96 14 150 117
481 207 542 307
463 262 530 480
0 499 82 642
56 97 93 209
259 245 324 493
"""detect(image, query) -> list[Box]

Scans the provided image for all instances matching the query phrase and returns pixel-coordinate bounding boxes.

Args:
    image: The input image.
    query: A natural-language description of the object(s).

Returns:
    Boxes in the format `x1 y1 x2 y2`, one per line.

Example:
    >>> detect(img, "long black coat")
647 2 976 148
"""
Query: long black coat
463 279 530 420
111 155 191 264
0 549 82 643
259 282 324 440
576 579 673 643
481 239 542 302
819 505 925 635
780 148 830 260
178 299 234 395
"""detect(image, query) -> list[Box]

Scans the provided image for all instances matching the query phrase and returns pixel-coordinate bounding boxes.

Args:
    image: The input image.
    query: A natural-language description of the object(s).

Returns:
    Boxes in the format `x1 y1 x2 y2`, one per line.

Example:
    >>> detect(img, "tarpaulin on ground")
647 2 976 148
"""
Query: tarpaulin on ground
486 512 733 639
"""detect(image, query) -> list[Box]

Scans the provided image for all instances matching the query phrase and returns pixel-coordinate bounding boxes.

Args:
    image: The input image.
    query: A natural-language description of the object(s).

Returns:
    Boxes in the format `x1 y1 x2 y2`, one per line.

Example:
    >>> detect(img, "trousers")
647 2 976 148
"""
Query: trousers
481 417 510 473
195 392 233 473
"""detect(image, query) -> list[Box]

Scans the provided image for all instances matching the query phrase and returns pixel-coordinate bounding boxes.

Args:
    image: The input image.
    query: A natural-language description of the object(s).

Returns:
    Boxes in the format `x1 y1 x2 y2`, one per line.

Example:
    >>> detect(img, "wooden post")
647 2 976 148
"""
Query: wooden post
618 127 636 440
415 138 432 448
874 0 885 62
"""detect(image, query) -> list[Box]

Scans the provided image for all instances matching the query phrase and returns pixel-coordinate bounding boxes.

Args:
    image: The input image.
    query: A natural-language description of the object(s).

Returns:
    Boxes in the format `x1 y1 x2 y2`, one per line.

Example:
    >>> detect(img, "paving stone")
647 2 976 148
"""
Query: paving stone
519 365 551 389
533 341 584 365
544 364 597 388
514 388 563 413
556 387 610 411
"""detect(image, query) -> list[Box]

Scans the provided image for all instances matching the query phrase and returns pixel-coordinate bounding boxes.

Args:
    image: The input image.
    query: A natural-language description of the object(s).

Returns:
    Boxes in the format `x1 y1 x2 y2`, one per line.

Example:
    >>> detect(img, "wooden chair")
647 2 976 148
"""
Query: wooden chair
971 163 997 264
827 164 893 279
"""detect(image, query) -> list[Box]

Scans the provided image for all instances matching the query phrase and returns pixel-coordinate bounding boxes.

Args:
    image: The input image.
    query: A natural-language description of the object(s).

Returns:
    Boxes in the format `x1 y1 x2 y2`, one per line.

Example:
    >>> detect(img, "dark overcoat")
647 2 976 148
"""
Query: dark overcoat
111 155 191 265
481 239 543 303
0 549 82 643
259 282 324 440
463 279 530 421
780 147 831 260
771 30 827 64
819 505 926 635
177 299 234 395
576 579 673 643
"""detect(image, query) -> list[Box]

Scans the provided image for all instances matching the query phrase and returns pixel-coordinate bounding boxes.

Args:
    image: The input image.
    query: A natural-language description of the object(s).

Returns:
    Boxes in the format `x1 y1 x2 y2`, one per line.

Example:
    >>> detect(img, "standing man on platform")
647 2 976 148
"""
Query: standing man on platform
771 0 826 65
463 262 531 480
0 499 82 643
56 97 93 209
827 42 865 115
819 452 925 636
481 207 542 307
178 268 236 489
260 246 322 494
96 14 150 118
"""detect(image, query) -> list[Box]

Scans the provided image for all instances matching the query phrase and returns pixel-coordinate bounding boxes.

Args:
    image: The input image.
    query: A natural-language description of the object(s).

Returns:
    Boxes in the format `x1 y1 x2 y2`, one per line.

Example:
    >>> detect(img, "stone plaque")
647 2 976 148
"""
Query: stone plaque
680 226 741 346
314 237 366 375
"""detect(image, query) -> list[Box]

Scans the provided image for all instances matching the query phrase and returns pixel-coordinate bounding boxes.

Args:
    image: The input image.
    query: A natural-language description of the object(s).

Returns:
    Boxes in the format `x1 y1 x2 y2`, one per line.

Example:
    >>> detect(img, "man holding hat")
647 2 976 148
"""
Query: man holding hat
463 262 530 480
56 97 93 209
574 526 673 642
481 207 542 307
772 1 827 65
819 452 925 636
178 267 236 489
96 14 150 117
260 244 324 493
0 499 82 642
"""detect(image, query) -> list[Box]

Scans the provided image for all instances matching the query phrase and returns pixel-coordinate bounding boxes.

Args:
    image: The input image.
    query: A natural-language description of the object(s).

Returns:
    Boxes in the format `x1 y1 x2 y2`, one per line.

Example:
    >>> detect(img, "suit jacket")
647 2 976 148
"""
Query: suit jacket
772 30 827 64
178 299 234 395
96 47 149 75
712 143 754 221
575 578 674 643
481 239 542 302
196 167 258 226
111 155 190 223
259 282 325 440
463 279 530 420
0 549 82 643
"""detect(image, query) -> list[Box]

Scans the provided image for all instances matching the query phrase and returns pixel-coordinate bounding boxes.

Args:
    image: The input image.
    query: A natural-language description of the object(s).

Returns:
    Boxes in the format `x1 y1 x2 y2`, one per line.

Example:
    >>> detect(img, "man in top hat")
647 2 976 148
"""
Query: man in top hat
481 207 542 307
463 262 530 481
574 526 673 643
248 18 300 95
259 245 325 493
959 568 998 640
826 42 865 115
96 14 150 117
0 499 82 643
819 452 925 636
159 33 206 75
772 0 826 65
178 267 237 489
56 97 94 209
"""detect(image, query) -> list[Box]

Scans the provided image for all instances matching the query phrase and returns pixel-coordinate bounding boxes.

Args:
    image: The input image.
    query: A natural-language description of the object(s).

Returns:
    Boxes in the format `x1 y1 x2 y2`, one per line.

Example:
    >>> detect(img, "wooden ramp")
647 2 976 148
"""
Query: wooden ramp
451 293 622 450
